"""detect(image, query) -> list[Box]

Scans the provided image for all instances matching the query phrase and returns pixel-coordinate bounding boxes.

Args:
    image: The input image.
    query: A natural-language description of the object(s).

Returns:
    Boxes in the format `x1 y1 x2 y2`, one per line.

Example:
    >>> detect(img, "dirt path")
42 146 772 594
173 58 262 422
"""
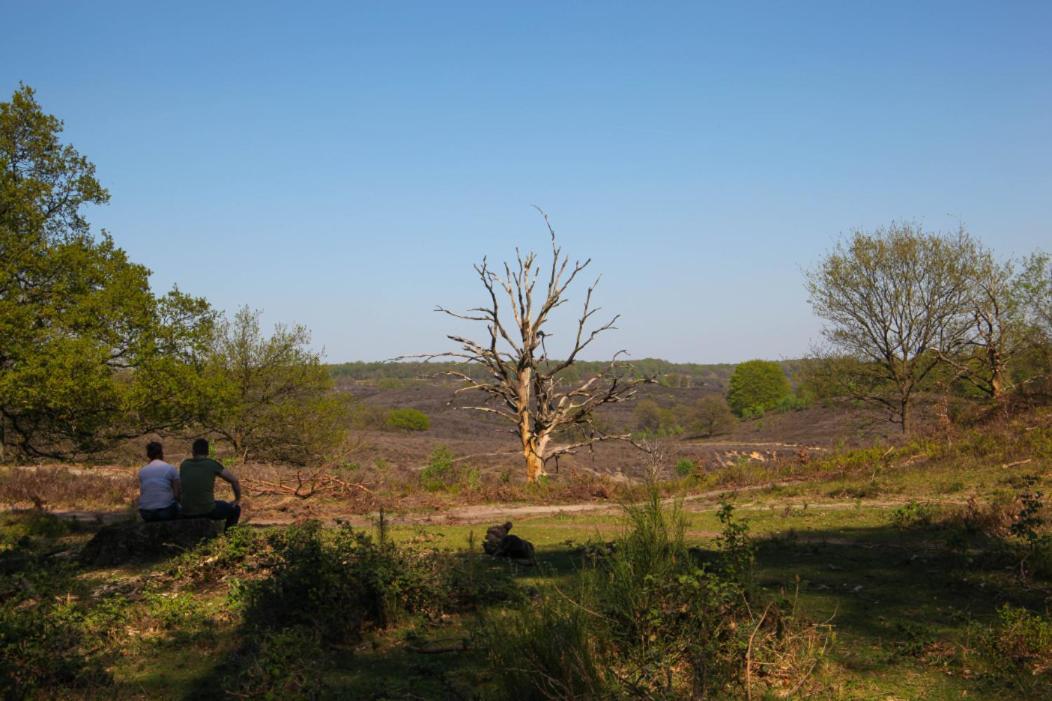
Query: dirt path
38 480 964 529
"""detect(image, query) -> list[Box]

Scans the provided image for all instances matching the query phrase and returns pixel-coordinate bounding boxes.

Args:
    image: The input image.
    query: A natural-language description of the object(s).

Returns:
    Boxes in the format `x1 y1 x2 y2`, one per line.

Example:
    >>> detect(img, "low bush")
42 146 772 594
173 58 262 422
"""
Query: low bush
0 599 110 696
0 510 69 550
674 458 696 477
480 589 610 701
238 522 411 642
165 524 266 585
236 520 512 644
420 445 456 491
385 407 431 432
891 500 939 529
967 605 1052 696
222 627 328 700
417 446 486 494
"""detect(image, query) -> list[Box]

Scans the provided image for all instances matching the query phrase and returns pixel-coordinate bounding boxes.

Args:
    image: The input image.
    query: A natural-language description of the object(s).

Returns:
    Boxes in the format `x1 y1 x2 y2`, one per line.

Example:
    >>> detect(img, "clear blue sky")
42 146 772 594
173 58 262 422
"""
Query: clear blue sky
3 1 1050 363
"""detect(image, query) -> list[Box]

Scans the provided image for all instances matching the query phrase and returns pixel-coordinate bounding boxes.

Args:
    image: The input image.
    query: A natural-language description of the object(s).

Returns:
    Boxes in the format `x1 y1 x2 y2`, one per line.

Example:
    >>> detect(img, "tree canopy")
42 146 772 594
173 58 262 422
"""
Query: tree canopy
197 307 347 464
0 84 214 458
725 360 792 417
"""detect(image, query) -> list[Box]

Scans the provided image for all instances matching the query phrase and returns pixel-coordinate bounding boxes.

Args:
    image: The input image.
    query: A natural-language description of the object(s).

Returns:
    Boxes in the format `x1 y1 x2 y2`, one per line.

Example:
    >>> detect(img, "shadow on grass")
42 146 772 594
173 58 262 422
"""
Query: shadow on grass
139 519 1049 700
752 522 1050 683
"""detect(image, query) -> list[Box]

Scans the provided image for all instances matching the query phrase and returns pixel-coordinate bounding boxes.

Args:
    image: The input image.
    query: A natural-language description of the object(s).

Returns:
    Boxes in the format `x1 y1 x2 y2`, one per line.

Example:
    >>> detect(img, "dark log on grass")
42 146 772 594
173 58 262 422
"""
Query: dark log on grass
482 522 536 561
80 518 224 566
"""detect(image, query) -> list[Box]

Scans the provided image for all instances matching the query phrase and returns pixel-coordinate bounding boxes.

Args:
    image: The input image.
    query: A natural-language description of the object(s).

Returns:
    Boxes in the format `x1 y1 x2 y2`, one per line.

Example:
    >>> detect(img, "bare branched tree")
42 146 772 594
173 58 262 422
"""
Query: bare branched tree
427 211 646 482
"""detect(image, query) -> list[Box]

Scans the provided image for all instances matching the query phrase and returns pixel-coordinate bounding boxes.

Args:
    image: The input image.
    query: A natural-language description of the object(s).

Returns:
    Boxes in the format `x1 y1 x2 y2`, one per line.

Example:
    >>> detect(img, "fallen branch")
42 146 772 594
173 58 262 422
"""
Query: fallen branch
241 472 374 500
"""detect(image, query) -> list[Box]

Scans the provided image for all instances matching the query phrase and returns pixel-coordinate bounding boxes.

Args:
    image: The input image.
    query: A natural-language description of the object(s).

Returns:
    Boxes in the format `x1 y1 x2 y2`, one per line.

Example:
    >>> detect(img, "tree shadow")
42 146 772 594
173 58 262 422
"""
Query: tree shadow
750 522 1050 676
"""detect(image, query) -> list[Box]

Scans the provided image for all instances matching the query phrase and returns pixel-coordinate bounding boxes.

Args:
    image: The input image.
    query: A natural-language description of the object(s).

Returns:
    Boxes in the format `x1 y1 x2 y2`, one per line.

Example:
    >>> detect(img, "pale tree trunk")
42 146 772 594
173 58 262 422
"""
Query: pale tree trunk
516 366 551 482
988 345 1005 400
522 434 547 483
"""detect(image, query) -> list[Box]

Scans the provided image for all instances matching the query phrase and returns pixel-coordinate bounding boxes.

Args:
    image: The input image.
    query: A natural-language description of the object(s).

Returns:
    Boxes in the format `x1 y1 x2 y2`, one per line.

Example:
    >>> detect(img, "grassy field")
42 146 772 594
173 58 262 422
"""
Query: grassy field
2 410 1050 699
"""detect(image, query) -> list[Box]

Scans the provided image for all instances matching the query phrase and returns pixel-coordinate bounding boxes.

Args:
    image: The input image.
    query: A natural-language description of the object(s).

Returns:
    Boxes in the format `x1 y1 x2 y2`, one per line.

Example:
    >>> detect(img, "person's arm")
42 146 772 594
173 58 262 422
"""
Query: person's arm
168 467 181 502
218 469 242 503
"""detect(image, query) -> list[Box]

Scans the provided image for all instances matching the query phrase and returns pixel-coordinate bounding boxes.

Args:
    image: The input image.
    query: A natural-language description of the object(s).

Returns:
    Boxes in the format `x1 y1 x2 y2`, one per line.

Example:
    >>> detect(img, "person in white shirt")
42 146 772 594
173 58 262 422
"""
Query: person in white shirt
138 441 181 522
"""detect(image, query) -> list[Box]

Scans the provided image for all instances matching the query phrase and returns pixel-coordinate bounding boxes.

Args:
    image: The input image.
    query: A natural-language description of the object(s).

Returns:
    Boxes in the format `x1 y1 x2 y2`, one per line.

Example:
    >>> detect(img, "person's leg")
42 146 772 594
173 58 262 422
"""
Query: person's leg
141 504 180 522
209 500 241 529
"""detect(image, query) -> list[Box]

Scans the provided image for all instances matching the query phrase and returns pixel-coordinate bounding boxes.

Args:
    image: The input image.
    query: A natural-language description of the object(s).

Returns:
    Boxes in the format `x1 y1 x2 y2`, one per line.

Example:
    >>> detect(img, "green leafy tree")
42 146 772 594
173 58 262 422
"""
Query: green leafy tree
199 307 347 464
1013 252 1052 395
933 248 1051 401
688 395 736 437
634 399 664 433
0 84 214 459
805 224 978 432
725 360 791 417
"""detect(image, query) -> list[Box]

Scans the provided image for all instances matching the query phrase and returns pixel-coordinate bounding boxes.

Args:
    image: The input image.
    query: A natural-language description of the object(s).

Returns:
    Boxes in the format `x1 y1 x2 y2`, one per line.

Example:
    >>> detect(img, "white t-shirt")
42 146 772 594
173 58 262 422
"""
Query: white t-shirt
138 460 179 510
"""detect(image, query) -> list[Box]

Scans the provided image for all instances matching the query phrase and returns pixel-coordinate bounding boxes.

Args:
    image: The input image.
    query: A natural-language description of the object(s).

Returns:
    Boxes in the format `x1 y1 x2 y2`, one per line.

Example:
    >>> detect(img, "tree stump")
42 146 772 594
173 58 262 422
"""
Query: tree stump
79 518 224 566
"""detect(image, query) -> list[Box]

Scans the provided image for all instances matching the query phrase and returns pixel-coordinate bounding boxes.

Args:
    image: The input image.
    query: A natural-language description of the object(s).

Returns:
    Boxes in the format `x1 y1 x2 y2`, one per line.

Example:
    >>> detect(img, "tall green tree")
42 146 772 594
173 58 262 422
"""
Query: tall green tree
805 224 977 432
725 360 792 417
198 307 347 464
937 249 1050 401
0 84 214 458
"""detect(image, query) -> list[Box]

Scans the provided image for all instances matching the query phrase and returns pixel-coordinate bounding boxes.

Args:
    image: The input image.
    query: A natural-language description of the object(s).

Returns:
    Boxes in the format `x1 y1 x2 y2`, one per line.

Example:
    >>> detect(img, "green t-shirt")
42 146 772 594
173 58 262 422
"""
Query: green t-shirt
179 457 224 515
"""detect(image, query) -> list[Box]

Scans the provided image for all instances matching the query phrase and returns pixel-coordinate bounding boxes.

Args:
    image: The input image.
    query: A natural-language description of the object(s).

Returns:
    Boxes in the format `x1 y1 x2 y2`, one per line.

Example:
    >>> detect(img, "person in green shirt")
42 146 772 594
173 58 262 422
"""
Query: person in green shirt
179 438 242 528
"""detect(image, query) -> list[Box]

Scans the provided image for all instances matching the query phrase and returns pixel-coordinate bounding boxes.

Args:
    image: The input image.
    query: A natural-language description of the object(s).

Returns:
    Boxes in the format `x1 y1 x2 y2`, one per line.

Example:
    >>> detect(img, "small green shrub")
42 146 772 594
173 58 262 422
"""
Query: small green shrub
687 396 736 437
891 500 938 529
385 407 431 432
0 600 108 695
420 446 456 492
0 511 70 551
968 605 1052 696
479 593 610 700
223 627 328 700
236 520 513 647
166 524 264 585
238 522 401 642
675 458 696 477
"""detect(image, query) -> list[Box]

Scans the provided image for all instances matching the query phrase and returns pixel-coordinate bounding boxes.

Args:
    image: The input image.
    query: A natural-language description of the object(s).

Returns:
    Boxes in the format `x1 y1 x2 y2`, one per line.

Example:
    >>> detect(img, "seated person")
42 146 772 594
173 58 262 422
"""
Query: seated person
138 441 180 522
179 438 242 528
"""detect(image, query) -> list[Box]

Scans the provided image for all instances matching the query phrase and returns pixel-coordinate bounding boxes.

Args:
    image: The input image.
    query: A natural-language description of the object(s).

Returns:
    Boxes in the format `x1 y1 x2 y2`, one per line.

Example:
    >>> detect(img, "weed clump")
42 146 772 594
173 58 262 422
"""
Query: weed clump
479 491 829 699
967 605 1052 696
0 599 110 696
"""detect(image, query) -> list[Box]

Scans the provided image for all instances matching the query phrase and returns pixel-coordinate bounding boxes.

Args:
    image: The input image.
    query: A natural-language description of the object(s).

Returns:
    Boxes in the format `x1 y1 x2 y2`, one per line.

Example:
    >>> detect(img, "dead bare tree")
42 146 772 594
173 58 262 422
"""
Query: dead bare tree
427 211 646 482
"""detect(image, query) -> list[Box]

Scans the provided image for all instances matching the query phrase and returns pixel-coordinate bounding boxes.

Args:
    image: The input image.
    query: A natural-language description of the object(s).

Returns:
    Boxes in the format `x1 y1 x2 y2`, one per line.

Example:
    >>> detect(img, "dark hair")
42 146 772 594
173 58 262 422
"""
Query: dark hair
192 438 209 457
146 441 164 460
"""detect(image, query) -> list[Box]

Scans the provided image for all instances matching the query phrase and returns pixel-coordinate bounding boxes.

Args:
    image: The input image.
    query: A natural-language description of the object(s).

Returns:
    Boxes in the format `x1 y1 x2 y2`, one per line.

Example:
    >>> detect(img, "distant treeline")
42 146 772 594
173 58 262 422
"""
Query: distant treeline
328 358 805 390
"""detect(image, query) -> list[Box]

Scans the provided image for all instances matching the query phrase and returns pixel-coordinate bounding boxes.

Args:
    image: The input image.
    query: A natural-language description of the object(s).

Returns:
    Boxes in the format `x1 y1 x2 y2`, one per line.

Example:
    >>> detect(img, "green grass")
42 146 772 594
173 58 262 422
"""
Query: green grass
3 408 1051 699
60 495 1040 700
